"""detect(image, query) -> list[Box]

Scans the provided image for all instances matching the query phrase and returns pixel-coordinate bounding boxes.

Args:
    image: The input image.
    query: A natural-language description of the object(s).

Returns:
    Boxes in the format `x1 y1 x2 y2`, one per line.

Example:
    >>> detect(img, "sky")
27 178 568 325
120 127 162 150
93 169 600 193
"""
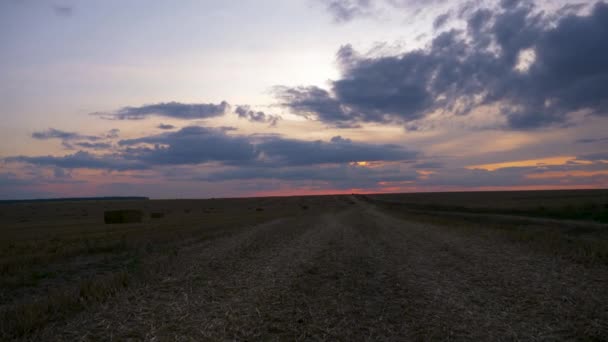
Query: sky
1 0 607 199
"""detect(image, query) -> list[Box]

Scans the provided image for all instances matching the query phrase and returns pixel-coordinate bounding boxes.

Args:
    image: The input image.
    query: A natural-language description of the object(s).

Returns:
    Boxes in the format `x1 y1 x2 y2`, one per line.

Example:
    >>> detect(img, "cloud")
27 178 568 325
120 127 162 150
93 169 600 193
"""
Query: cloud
412 161 443 169
92 101 230 120
281 1 608 129
235 106 281 126
7 124 606 193
72 142 112 150
577 152 608 161
420 160 608 188
319 0 447 22
158 124 176 130
53 167 71 179
330 135 352 143
190 150 608 190
576 137 608 144
5 151 146 171
202 164 418 188
117 126 258 166
117 127 416 167
257 135 417 166
32 128 118 151
323 0 373 22
274 86 360 127
32 128 100 141
433 12 451 29
106 129 120 139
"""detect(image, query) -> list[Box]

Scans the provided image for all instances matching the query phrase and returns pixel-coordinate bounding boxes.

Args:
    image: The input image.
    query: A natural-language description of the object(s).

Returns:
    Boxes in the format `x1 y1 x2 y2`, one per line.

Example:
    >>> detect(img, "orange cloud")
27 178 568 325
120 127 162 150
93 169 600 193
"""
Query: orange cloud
416 170 436 180
348 161 397 168
467 156 590 171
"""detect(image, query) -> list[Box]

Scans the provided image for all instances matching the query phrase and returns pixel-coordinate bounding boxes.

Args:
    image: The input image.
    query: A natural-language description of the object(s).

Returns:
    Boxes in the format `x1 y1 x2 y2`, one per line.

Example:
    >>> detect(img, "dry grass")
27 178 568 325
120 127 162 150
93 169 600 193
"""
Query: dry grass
104 210 143 224
1 270 132 337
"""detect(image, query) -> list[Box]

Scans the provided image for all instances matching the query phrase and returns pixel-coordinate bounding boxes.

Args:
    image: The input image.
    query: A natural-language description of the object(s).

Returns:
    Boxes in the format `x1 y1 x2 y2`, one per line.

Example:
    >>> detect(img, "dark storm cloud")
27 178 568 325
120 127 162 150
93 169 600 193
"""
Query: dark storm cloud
433 12 451 29
32 128 100 141
203 165 352 182
257 135 417 166
158 124 176 130
5 151 146 171
118 127 415 167
235 106 281 126
118 126 258 166
5 126 419 171
489 1 608 128
285 1 608 129
202 164 418 187
274 86 360 127
92 101 230 120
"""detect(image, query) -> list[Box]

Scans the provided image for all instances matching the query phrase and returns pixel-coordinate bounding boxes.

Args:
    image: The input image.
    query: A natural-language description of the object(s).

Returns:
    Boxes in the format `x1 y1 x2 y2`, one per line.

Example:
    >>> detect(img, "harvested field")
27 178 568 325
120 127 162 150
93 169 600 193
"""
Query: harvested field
104 210 143 224
1 191 607 340
366 189 608 223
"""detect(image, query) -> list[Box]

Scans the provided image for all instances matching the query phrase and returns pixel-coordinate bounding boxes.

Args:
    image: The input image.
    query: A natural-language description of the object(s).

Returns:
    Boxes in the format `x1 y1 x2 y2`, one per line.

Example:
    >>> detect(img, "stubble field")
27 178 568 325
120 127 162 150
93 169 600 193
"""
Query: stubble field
1 190 607 340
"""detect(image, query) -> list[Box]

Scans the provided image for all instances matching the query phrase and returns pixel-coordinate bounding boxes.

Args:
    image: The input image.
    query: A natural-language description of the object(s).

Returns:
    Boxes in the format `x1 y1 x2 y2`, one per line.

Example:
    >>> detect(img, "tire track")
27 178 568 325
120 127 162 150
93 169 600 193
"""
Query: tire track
226 209 413 341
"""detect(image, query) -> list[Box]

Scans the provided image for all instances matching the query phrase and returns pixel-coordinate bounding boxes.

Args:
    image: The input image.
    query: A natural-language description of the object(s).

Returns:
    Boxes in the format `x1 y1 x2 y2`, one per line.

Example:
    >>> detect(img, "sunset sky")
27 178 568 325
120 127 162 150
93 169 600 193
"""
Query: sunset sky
1 0 607 199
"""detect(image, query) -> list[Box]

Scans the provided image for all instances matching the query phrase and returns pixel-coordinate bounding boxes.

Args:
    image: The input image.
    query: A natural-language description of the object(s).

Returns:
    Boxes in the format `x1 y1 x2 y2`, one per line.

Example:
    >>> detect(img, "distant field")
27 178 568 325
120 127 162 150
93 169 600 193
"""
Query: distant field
366 189 608 223
1 191 607 340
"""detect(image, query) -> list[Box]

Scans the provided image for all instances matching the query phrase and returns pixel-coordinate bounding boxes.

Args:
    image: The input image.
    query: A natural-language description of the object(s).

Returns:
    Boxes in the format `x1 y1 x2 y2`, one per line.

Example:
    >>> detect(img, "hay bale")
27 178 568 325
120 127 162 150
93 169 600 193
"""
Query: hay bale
104 210 142 224
150 212 164 219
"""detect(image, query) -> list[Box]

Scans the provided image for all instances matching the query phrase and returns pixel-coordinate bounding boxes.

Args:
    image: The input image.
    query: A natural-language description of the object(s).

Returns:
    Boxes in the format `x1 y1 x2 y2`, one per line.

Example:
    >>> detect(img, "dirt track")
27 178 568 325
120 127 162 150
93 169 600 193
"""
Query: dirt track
30 197 608 341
